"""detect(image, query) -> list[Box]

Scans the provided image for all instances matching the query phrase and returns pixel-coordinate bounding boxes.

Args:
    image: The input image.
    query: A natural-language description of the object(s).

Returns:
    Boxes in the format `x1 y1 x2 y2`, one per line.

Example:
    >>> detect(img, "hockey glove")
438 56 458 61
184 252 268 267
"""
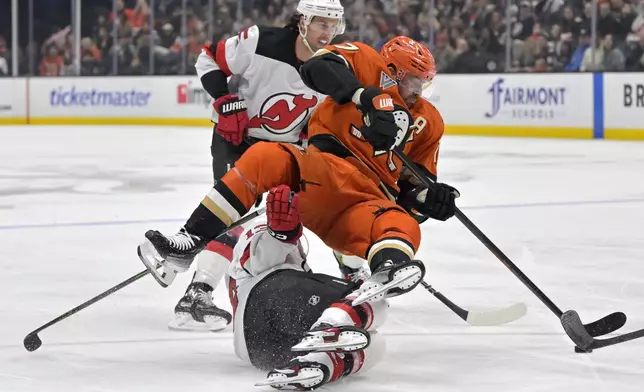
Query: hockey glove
266 185 303 244
407 183 460 222
357 87 399 151
213 94 249 146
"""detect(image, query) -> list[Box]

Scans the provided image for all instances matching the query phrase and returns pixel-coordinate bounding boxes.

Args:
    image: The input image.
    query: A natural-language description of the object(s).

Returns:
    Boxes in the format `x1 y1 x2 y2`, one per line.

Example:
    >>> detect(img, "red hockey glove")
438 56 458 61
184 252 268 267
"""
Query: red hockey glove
266 185 303 244
213 94 249 146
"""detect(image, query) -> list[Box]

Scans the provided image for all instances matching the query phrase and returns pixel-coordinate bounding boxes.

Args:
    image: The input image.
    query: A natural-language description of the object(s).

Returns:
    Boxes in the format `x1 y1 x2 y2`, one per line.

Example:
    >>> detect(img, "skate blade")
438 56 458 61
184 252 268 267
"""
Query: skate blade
351 267 422 306
254 373 321 387
137 240 176 287
292 338 368 352
292 331 368 352
168 314 228 332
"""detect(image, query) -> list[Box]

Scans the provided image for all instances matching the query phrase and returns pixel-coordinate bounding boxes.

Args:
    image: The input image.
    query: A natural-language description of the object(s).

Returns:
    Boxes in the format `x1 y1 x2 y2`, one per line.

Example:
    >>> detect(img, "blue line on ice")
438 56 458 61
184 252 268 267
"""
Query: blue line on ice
2 198 643 231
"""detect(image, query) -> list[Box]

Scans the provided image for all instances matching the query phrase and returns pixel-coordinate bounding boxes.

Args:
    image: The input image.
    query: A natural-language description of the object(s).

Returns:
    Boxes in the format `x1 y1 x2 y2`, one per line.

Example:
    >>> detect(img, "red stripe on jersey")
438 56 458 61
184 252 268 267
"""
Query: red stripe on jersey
330 302 363 327
327 352 345 382
228 277 238 330
215 40 232 76
239 245 251 269
205 240 234 261
352 350 366 374
202 44 215 60
362 302 374 330
229 225 245 239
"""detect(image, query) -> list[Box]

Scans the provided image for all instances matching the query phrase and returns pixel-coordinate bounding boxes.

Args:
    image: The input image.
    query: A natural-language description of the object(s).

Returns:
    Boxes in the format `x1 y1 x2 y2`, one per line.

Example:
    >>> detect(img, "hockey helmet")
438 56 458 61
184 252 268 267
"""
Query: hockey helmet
381 36 436 82
296 0 345 34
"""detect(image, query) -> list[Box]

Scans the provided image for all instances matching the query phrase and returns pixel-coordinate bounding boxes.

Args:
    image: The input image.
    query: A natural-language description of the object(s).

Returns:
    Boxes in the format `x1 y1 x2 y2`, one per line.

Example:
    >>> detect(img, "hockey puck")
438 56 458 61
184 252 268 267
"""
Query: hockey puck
574 346 593 354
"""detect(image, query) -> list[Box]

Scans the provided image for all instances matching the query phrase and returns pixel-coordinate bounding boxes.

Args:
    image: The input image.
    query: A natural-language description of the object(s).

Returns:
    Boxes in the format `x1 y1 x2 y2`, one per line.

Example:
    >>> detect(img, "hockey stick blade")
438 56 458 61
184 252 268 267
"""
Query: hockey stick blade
23 333 42 352
562 310 644 352
585 312 627 338
465 302 528 326
422 281 527 326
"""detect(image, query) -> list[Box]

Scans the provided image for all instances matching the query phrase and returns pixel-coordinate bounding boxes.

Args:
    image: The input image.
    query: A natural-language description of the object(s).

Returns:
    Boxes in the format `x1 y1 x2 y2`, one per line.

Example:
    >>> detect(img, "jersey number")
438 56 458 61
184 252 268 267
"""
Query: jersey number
333 43 359 51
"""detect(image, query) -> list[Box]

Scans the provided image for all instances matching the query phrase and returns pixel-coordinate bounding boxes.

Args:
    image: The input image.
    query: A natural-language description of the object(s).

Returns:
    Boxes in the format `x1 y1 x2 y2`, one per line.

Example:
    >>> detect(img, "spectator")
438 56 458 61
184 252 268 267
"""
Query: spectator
617 2 637 42
0 36 8 76
513 1 537 41
561 5 583 36
601 33 626 70
449 39 490 73
597 0 619 37
434 32 457 72
80 37 103 75
110 0 149 35
624 30 644 70
580 36 603 71
565 28 590 71
40 45 64 76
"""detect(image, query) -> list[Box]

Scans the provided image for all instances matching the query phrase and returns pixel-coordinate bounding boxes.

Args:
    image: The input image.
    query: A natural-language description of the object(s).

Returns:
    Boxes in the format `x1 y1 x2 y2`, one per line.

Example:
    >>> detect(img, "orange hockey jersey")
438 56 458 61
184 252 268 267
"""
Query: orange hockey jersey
306 42 444 193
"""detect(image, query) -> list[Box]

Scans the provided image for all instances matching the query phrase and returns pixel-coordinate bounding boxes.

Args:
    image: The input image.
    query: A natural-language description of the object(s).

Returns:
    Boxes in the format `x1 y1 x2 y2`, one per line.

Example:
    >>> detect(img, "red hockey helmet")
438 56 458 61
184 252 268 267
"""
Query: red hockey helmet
380 36 436 82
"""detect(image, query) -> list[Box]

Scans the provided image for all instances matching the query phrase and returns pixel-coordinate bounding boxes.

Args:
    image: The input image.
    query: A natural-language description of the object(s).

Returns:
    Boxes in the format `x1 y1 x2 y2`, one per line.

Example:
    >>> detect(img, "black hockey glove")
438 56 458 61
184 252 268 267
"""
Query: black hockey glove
403 183 460 222
357 87 399 151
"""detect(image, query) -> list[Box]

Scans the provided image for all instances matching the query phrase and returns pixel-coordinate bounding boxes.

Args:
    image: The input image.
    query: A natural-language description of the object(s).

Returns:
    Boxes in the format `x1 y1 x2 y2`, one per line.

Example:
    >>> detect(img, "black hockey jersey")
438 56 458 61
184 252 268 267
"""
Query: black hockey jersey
196 25 327 143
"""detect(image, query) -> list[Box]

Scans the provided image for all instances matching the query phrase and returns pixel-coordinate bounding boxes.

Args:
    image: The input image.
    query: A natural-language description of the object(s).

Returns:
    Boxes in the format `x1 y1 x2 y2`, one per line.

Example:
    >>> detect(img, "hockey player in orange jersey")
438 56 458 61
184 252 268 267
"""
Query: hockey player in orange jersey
137 36 459 321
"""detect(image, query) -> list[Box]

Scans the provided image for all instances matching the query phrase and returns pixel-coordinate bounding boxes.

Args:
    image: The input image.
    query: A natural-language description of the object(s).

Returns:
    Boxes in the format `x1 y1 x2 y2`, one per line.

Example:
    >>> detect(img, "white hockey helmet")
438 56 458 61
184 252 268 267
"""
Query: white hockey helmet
296 0 346 35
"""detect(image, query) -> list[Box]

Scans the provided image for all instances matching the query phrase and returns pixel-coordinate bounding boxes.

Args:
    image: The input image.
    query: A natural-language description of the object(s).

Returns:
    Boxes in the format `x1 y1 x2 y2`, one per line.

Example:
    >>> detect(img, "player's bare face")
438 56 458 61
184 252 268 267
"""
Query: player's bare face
306 17 342 51
398 73 428 107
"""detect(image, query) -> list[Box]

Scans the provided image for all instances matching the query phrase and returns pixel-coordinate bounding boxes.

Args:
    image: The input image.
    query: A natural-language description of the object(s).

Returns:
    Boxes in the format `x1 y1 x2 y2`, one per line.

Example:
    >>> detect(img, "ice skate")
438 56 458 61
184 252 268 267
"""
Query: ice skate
137 228 207 287
168 282 232 332
255 358 330 390
292 323 370 353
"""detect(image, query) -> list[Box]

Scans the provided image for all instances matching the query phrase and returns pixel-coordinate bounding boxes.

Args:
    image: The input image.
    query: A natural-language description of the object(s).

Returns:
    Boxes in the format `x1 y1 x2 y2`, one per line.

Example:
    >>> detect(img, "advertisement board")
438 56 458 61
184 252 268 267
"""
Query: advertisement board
0 73 642 140
28 76 212 126
0 78 27 124
428 73 594 138
603 73 644 139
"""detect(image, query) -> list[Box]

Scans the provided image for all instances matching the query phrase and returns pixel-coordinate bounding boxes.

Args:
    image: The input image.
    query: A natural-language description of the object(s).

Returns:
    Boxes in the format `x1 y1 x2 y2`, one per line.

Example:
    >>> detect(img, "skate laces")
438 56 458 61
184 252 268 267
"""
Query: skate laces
168 231 196 251
347 266 371 283
193 288 215 307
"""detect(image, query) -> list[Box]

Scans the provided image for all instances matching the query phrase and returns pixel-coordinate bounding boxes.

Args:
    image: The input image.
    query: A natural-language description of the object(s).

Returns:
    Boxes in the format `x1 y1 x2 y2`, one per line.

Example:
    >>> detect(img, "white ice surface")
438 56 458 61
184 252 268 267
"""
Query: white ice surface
1 126 644 392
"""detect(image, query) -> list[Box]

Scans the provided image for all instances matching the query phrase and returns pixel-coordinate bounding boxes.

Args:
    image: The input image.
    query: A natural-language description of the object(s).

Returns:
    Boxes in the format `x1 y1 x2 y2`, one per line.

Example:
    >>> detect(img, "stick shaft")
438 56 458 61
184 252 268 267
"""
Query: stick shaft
26 207 266 337
393 149 564 317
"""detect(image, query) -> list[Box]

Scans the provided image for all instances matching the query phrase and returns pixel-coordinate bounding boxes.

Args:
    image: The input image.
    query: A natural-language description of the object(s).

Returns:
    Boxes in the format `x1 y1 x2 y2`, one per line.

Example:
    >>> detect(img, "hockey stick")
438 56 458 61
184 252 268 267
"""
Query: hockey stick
421 281 526 326
392 148 630 348
23 207 266 352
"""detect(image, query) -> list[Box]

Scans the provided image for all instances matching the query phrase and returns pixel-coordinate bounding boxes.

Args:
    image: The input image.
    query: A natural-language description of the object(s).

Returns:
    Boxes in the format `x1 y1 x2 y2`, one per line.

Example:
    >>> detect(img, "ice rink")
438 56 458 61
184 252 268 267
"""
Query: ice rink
2 125 644 392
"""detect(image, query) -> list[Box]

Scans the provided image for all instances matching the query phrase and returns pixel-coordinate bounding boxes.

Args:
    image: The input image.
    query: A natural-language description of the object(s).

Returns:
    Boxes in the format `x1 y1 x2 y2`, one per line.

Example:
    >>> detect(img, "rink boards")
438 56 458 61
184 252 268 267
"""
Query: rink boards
0 73 642 140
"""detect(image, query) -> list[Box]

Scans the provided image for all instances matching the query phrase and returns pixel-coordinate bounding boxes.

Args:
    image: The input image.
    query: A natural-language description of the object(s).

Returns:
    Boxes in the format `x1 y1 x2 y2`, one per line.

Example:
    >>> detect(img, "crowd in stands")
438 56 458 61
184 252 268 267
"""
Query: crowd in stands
1 0 644 76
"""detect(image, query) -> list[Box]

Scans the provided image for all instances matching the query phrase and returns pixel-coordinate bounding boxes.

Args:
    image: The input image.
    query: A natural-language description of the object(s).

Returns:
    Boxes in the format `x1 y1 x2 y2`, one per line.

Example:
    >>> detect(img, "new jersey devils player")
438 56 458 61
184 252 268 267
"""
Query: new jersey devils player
167 0 347 332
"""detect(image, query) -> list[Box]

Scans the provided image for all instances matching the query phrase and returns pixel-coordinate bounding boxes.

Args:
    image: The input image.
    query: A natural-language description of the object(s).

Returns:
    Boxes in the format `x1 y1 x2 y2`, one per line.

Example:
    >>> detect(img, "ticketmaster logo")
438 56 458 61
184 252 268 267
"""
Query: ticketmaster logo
50 87 151 107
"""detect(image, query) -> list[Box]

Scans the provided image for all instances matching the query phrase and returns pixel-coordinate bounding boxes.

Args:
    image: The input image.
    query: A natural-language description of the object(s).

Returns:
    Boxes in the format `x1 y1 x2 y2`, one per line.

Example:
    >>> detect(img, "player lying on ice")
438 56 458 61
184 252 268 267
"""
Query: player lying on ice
168 0 348 332
228 185 387 389
137 33 459 364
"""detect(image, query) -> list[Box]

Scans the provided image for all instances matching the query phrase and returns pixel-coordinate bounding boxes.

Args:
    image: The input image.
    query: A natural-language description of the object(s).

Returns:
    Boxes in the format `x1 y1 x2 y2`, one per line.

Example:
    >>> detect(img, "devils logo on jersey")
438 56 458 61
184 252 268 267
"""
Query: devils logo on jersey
248 93 318 135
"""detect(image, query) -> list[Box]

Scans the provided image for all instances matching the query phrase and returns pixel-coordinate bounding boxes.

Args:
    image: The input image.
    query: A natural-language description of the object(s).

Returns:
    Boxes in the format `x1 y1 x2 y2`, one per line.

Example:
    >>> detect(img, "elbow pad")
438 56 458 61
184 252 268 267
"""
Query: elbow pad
200 70 230 100
300 53 362 104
